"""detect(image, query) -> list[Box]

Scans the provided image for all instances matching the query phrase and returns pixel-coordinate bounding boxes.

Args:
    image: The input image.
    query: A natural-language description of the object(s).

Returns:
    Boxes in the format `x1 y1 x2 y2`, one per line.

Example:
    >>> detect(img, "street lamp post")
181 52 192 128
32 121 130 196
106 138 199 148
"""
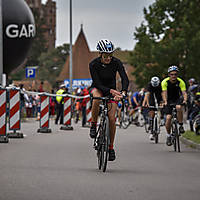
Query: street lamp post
69 0 73 93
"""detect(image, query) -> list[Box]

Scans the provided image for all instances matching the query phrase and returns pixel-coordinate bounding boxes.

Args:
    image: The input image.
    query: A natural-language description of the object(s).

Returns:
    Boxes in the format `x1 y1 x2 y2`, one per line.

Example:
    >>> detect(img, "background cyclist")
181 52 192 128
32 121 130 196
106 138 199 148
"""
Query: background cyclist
161 66 187 146
143 76 163 140
89 39 129 161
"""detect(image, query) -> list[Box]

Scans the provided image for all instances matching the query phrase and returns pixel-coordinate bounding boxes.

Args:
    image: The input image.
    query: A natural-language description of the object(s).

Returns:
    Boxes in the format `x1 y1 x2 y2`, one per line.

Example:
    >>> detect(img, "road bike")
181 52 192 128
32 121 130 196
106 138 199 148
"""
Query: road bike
148 105 162 143
133 106 145 127
169 104 181 152
119 96 130 129
192 113 200 135
91 95 114 172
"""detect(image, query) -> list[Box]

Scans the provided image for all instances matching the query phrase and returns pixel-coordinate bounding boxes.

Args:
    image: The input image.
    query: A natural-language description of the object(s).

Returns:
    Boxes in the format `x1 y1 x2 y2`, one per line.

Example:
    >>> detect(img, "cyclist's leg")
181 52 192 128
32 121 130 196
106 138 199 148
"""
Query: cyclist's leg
108 102 117 147
165 114 172 134
164 105 173 146
91 88 102 122
176 104 185 133
149 109 155 140
176 105 183 123
108 102 117 161
89 88 102 138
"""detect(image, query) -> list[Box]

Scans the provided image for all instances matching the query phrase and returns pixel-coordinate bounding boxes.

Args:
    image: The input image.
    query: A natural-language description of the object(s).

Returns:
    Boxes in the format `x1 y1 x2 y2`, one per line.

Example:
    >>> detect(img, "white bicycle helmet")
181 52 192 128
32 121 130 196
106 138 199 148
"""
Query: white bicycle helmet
151 76 160 87
168 65 179 73
96 39 114 53
189 78 195 83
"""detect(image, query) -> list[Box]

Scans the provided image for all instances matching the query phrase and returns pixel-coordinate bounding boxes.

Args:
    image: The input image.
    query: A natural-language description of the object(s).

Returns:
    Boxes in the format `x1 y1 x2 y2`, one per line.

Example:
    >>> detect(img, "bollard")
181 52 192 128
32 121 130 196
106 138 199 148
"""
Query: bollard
37 95 51 133
86 97 92 124
0 88 9 143
8 89 23 138
60 97 73 130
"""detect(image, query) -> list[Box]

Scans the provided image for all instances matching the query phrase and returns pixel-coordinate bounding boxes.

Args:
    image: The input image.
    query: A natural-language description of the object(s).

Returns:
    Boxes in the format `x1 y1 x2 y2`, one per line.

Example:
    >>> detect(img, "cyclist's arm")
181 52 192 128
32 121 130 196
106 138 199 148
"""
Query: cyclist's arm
143 92 150 106
178 78 187 103
117 59 129 92
133 97 139 106
162 91 167 105
182 90 187 104
161 78 168 105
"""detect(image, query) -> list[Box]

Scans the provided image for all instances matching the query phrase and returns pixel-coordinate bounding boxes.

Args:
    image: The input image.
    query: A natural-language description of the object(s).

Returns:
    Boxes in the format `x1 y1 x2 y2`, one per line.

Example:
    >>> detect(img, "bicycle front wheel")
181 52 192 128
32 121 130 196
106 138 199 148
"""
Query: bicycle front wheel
154 117 159 144
171 122 178 152
102 116 110 172
176 130 181 152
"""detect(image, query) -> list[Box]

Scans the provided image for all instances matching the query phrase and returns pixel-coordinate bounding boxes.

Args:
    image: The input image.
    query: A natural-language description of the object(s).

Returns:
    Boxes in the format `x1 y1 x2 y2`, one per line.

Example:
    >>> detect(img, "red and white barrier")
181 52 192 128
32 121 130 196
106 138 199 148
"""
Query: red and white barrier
86 97 92 123
38 95 51 133
9 89 20 130
63 97 71 125
60 97 73 130
0 89 7 136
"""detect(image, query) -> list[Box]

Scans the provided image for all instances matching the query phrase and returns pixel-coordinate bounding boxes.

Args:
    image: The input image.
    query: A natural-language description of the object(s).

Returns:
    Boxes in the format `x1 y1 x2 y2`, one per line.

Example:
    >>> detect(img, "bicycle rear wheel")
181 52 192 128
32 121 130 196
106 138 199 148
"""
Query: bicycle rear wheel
102 117 110 172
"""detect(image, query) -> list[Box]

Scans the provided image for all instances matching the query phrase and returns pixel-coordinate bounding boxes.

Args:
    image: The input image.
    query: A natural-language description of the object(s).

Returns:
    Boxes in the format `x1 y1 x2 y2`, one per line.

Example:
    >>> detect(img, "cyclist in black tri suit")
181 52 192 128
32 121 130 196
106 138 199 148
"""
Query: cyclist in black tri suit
143 76 163 140
161 66 187 146
89 39 129 161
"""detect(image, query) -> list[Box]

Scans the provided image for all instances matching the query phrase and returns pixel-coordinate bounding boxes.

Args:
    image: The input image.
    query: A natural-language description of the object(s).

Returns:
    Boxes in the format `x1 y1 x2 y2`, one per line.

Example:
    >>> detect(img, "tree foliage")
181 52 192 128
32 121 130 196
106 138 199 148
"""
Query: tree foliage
38 43 70 87
129 0 200 87
10 44 69 87
26 7 47 66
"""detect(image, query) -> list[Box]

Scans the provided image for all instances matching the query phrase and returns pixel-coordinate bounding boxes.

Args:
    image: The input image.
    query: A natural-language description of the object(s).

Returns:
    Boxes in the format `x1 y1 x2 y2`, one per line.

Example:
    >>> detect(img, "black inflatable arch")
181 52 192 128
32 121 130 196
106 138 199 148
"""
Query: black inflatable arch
3 0 35 74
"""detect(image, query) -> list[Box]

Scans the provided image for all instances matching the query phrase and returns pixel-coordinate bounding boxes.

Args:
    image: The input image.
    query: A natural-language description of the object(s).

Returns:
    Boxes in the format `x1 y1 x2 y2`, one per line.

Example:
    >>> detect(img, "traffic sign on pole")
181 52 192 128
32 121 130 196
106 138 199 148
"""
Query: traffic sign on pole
26 67 36 78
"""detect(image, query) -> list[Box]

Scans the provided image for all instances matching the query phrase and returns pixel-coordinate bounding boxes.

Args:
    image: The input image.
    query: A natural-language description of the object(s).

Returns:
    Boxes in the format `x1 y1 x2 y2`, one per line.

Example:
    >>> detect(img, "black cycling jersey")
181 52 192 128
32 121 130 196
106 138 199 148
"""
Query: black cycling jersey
89 56 129 96
147 82 162 103
161 77 186 101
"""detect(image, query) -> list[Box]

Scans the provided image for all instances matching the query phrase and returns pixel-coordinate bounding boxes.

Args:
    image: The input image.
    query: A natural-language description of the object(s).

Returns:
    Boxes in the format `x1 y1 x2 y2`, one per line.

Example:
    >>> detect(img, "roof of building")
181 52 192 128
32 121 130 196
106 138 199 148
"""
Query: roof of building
57 26 94 81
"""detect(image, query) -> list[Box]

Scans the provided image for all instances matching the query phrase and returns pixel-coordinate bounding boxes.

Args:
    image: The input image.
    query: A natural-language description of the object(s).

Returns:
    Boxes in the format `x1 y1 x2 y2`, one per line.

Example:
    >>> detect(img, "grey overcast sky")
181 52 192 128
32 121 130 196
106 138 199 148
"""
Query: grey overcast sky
42 0 155 50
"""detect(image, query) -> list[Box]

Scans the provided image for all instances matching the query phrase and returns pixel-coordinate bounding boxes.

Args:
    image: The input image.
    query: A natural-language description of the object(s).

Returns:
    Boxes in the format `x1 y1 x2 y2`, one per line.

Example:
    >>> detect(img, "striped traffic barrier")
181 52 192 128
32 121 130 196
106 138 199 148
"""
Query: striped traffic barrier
60 97 73 130
0 88 9 143
8 89 23 138
86 97 92 124
37 95 51 133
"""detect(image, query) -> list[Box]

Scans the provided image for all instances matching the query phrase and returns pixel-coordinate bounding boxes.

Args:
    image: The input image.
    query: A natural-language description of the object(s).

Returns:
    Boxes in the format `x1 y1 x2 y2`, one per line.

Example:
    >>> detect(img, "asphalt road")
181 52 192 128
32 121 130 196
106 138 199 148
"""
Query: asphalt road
0 119 200 200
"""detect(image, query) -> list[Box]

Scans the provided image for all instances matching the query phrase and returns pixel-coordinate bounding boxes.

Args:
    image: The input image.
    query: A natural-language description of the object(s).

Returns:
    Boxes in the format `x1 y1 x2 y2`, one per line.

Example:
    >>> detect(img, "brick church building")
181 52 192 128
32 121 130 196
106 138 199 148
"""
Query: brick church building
25 0 56 50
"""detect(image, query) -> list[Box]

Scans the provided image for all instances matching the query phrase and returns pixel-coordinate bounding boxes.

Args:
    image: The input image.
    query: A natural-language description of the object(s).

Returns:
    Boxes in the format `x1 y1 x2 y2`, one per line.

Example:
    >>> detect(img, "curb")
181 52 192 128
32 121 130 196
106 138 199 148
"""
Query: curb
180 137 200 150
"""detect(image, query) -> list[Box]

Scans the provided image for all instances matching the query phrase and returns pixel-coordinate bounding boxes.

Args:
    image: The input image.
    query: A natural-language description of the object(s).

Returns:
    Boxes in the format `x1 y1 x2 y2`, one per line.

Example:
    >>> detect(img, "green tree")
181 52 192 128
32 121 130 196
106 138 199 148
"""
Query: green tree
38 43 70 87
26 7 47 66
130 0 200 87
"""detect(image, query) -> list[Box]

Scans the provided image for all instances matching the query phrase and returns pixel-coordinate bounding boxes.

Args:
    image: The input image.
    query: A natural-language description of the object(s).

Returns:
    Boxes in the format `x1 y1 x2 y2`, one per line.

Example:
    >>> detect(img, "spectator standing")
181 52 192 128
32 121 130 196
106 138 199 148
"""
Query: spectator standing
35 91 41 121
19 84 25 117
80 86 89 127
39 81 44 92
55 84 67 125
50 89 56 116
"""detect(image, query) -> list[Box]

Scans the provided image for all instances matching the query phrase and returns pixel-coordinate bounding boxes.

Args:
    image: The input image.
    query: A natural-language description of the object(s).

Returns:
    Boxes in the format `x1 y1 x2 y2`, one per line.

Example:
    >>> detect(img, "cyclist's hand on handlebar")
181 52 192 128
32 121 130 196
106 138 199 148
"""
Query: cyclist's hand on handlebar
110 89 121 97
182 100 187 105
121 91 127 97
163 101 167 106
114 94 123 101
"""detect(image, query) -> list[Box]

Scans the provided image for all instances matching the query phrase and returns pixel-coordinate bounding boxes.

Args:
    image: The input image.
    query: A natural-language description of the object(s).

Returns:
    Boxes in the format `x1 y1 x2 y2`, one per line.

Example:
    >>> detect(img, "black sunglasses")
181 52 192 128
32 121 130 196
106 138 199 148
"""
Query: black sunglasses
169 73 178 76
